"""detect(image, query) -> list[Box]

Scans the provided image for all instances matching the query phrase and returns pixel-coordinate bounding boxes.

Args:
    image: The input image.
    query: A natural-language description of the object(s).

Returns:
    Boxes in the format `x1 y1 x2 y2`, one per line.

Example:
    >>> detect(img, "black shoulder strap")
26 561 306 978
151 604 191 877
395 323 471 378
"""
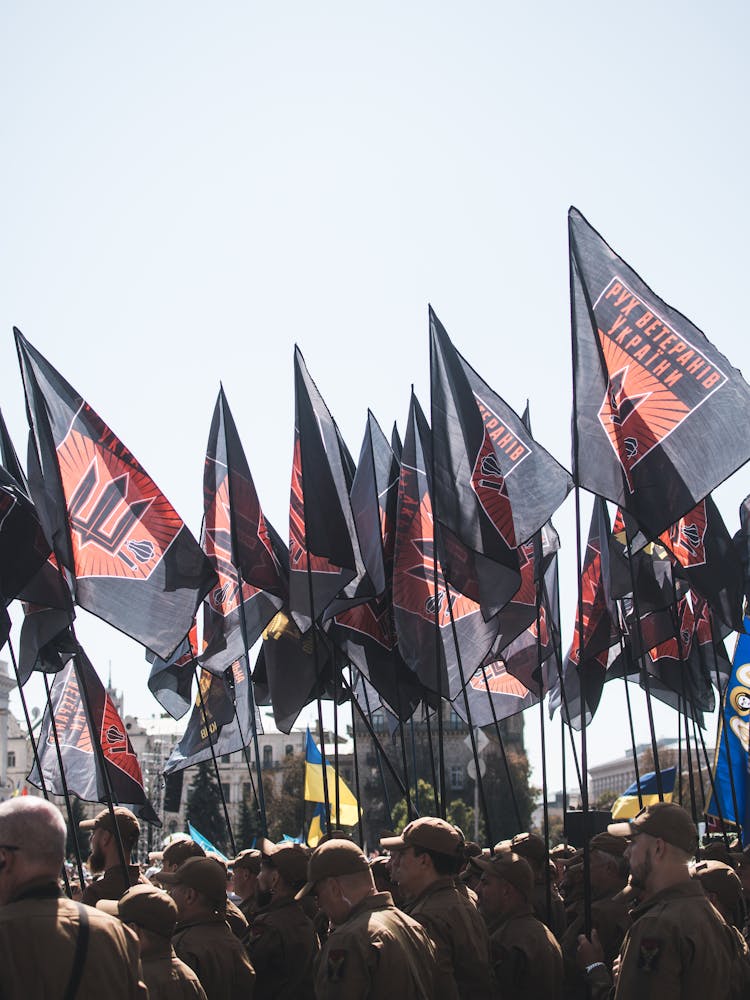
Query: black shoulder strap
63 902 90 1000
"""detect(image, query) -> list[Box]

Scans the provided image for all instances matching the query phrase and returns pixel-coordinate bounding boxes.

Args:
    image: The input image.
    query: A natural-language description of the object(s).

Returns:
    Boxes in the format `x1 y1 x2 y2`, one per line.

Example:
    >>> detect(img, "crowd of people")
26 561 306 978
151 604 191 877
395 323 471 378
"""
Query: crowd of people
1 795 749 998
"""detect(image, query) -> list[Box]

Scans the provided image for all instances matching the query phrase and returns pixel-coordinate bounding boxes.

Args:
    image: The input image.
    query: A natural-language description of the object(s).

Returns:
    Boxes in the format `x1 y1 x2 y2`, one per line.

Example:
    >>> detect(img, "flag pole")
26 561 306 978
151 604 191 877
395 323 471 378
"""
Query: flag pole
348 667 366 847
394 687 415 822
6 638 49 801
340 673 409 797
359 677 394 826
332 652 341 830
709 621 742 843
534 570 552 925
479 662 522 830
40 673 78 895
410 715 421 814
192 666 237 856
690 710 707 815
228 674 264 839
423 701 441 814
693 706 728 846
445 586 494 845
677 696 684 807
617 636 643 809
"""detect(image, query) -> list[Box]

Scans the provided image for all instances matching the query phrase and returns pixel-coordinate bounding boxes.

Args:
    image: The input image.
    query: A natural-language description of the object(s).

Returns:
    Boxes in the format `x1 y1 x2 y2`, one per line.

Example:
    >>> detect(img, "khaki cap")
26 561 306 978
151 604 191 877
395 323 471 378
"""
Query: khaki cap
550 844 577 860
691 859 743 912
590 832 628 857
470 852 534 901
608 802 697 855
296 839 371 899
163 838 205 868
80 807 140 842
97 884 177 939
158 857 227 907
700 839 733 866
510 832 547 865
380 817 464 857
232 849 262 874
260 843 310 885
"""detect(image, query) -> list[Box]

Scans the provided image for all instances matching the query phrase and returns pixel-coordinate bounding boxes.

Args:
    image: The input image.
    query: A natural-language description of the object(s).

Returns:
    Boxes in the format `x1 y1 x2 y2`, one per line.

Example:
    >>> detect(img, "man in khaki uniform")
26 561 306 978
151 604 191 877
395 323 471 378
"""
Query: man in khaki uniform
472 850 563 999
160 856 256 1000
231 848 262 923
561 833 630 999
245 841 318 999
0 796 147 999
99 882 207 999
297 838 436 999
79 805 149 905
508 831 566 939
382 817 492 999
577 802 742 999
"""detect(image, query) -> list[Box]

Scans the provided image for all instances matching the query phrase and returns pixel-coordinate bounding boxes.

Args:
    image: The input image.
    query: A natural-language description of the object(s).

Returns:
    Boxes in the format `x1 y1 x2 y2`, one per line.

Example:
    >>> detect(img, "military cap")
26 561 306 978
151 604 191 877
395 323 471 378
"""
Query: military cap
79 806 140 841
550 844 577 861
97 883 177 938
608 801 697 855
470 852 534 901
259 841 310 885
700 839 733 866
691 859 743 912
590 831 628 857
380 817 464 857
163 838 205 868
158 856 228 908
296 839 371 899
510 832 547 864
232 848 262 874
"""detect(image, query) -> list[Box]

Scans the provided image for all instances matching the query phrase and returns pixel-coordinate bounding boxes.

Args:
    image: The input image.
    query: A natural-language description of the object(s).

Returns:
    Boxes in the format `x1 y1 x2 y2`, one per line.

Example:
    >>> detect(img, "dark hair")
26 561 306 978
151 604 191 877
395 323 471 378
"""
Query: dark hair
413 845 464 877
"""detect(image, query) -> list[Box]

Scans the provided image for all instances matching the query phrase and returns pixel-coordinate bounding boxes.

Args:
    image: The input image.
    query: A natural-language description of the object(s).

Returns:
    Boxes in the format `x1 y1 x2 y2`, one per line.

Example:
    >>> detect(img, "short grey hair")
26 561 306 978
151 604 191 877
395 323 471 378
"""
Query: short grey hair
0 797 66 868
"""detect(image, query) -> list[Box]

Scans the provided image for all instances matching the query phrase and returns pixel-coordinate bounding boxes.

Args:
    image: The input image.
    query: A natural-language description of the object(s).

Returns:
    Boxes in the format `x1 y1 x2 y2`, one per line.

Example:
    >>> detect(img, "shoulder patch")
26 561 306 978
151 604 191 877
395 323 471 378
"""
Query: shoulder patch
327 948 347 982
638 937 661 972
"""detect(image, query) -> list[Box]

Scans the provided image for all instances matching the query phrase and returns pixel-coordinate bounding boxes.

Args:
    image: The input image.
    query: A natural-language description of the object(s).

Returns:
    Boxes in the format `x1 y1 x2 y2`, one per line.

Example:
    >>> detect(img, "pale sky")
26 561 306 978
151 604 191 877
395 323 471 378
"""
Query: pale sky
2 2 748 796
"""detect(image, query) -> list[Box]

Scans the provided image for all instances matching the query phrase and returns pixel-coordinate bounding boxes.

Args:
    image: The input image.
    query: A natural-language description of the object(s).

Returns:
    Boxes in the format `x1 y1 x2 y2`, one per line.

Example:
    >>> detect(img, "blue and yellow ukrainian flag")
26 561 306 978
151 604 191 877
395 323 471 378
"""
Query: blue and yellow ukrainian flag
610 766 676 820
307 803 327 848
304 728 360 828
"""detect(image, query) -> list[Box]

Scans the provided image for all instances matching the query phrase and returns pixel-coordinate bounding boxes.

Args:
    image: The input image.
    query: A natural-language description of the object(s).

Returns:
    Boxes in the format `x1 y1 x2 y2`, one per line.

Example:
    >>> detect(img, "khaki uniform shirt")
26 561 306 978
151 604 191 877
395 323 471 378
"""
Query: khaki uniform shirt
315 891 436 1000
142 944 209 1000
406 875 492 999
486 902 563 1000
173 912 256 1000
588 880 742 1000
245 895 318 1000
225 898 249 939
561 890 630 999
0 881 147 1000
81 863 148 905
531 879 566 940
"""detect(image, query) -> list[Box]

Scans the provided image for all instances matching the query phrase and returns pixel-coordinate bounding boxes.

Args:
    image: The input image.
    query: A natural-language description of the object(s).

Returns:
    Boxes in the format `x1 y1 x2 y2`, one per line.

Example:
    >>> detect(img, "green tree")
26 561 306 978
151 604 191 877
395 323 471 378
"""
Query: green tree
237 774 276 848
187 761 229 852
266 753 306 843
391 780 485 843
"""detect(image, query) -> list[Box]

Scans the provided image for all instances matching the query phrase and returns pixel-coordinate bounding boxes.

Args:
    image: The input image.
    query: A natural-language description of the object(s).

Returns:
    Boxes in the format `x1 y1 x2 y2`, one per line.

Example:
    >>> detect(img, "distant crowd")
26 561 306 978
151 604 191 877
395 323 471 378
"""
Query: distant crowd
0 795 749 998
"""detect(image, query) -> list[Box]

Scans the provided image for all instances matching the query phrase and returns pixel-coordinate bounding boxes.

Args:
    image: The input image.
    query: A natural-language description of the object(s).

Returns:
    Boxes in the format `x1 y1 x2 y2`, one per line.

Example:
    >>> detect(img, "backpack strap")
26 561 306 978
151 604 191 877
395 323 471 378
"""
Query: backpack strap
63 902 90 1000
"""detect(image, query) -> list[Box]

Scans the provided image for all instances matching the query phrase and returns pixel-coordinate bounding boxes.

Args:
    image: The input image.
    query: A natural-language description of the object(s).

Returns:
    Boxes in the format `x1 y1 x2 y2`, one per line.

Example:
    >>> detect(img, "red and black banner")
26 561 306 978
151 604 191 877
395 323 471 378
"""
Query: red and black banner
430 307 572 618
288 347 373 631
146 622 199 720
393 394 498 700
164 658 262 773
333 412 424 721
200 388 284 674
549 497 621 728
569 208 750 540
28 649 159 823
15 329 217 661
0 462 51 606
733 493 750 605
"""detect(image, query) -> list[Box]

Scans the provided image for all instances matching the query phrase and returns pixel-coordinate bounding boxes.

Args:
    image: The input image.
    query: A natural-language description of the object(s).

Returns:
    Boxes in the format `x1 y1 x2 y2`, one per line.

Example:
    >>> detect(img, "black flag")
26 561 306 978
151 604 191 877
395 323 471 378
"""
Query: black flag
16 329 217 660
569 208 750 539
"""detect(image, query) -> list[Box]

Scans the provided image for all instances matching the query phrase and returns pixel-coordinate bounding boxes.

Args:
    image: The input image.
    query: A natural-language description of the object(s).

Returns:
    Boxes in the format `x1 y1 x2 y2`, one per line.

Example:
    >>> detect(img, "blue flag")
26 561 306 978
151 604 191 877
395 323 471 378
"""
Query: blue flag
188 822 229 861
708 620 750 844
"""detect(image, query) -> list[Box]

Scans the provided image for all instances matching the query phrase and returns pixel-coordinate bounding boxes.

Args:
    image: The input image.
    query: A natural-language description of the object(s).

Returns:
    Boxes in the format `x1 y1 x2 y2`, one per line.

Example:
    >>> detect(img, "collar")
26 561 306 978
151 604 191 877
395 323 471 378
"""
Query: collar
631 878 704 918
343 891 393 923
11 880 62 903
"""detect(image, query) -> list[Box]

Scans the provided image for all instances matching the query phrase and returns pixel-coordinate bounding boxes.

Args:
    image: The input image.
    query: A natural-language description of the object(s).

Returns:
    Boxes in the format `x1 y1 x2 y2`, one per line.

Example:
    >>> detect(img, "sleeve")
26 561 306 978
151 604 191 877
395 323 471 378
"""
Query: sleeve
616 912 684 1000
245 920 284 977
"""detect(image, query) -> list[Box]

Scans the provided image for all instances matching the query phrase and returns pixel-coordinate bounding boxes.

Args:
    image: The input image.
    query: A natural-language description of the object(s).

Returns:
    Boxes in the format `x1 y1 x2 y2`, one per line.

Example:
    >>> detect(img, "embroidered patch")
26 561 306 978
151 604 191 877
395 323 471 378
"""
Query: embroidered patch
327 949 347 982
638 938 661 972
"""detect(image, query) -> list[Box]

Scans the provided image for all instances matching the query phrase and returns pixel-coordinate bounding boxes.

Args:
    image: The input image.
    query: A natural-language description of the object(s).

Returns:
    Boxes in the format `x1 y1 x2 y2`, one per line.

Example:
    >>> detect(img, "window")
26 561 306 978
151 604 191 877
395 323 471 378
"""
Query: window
7 752 15 769
285 744 294 757
221 783 231 802
242 783 253 801
450 765 464 790
263 746 273 768
372 710 386 733
221 754 231 764
447 710 464 731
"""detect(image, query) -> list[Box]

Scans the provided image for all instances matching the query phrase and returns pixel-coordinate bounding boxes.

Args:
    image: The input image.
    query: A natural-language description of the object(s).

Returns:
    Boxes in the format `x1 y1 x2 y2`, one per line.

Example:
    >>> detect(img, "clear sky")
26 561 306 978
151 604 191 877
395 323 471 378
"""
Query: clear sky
1 2 748 797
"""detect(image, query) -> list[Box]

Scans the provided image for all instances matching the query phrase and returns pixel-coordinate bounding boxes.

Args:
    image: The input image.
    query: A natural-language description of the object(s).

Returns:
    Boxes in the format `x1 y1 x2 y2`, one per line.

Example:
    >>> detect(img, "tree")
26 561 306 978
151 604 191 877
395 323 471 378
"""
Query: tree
187 760 229 853
266 752 306 843
237 774 276 848
391 779 485 843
